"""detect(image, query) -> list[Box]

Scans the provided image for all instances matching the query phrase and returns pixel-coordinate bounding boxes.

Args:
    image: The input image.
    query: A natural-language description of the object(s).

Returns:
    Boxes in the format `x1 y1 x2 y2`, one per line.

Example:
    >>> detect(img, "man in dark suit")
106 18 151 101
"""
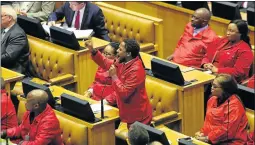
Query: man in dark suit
1 5 30 74
48 2 110 41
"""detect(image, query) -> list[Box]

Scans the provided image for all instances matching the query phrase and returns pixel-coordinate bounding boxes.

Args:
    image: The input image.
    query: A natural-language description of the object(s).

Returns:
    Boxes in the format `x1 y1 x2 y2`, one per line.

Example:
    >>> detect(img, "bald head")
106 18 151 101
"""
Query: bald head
195 8 211 21
191 8 211 28
27 89 49 106
1 77 5 89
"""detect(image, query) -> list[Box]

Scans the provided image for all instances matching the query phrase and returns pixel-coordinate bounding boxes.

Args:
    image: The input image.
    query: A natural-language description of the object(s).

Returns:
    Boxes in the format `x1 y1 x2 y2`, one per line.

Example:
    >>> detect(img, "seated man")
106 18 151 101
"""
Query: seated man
1 77 18 130
12 2 55 21
128 123 150 145
167 8 218 68
1 89 63 145
48 1 110 41
1 5 30 74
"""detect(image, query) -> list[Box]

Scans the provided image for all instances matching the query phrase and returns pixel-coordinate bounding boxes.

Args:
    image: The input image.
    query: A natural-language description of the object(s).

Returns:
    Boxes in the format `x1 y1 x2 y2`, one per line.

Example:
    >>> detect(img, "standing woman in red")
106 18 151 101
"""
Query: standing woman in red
84 42 119 106
86 39 152 129
202 19 253 83
195 74 248 144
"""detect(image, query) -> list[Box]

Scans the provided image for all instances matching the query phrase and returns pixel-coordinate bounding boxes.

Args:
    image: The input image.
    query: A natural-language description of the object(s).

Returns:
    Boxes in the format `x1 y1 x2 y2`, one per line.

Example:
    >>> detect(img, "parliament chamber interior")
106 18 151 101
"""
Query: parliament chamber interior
1 1 254 145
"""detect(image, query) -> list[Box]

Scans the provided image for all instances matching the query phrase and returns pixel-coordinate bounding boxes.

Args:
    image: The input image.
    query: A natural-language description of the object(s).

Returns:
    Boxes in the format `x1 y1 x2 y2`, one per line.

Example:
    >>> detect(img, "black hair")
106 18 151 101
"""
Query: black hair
109 42 120 55
128 123 149 145
230 19 251 48
123 39 140 58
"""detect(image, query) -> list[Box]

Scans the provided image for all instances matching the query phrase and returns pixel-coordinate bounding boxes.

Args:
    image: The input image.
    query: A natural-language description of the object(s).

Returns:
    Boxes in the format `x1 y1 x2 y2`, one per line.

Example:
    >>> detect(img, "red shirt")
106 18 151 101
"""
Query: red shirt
201 95 248 145
7 105 63 145
172 22 217 68
1 89 18 130
202 37 254 83
92 51 152 124
89 66 116 105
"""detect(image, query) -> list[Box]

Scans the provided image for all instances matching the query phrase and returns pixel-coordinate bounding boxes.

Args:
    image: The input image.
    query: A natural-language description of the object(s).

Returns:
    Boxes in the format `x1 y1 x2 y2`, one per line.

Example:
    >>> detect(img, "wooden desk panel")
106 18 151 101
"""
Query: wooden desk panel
157 125 209 145
1 67 24 95
50 85 119 145
140 52 215 136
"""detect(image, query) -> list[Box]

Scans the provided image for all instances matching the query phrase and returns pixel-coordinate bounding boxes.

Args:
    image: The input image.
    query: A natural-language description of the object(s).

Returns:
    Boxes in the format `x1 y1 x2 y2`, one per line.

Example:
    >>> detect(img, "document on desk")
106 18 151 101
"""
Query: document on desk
90 103 112 113
42 24 93 39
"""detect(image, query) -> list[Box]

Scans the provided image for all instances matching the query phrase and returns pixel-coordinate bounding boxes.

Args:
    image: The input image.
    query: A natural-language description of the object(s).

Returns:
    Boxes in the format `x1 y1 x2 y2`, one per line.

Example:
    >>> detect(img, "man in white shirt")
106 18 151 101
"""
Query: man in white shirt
48 2 110 41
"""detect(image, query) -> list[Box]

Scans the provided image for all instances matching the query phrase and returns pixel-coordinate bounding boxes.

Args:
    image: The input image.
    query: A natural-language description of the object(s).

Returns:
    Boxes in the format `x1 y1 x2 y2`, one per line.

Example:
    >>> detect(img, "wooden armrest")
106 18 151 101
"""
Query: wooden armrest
49 74 74 85
152 111 178 126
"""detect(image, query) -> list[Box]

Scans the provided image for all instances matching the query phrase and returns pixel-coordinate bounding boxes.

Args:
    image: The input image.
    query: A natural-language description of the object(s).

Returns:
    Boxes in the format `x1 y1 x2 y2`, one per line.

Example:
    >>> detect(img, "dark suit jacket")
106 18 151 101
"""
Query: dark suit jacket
1 23 30 74
48 2 110 41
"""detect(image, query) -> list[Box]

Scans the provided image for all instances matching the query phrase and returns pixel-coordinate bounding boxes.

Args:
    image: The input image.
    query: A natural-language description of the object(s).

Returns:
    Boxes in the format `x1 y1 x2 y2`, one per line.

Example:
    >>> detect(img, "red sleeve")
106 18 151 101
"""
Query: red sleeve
207 102 246 144
21 117 61 145
111 65 145 102
105 92 117 106
218 48 253 78
201 38 220 66
91 50 113 71
7 112 29 138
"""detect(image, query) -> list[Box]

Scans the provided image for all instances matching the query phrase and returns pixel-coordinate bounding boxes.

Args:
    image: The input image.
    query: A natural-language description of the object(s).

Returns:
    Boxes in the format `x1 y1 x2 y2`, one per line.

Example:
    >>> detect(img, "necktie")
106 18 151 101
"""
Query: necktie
1 29 6 38
75 11 80 30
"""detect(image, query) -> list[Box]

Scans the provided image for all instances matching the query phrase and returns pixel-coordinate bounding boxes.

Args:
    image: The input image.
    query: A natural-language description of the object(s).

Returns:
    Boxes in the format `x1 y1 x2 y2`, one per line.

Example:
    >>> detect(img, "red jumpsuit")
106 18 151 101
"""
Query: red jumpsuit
92 51 152 127
89 66 116 105
202 37 254 83
1 89 18 130
201 95 248 145
172 22 218 68
7 104 63 145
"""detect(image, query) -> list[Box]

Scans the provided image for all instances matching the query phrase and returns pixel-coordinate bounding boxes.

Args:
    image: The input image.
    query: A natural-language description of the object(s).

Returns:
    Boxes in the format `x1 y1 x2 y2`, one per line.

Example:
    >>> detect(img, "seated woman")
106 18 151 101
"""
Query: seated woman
202 19 253 83
84 42 119 106
195 74 248 144
246 75 254 89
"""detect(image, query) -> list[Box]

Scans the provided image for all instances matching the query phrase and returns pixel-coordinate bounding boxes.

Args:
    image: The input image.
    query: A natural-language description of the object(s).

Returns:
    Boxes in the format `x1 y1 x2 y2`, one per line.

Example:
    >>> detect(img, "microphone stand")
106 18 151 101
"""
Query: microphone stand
227 99 230 145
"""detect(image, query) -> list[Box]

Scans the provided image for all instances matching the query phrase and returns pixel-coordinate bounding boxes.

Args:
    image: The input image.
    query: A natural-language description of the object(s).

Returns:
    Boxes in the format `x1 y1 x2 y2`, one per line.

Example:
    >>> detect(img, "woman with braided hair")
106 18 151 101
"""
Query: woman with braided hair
202 19 253 83
86 39 152 129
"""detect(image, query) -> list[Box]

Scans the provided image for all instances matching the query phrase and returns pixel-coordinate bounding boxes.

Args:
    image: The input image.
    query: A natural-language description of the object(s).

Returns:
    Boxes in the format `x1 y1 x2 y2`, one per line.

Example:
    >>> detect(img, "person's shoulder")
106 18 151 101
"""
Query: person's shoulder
87 2 100 11
11 24 26 36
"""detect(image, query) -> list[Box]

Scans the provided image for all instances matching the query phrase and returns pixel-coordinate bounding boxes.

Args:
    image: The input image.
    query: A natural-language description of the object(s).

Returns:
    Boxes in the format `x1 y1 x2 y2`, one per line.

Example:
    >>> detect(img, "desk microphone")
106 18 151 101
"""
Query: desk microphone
227 99 230 144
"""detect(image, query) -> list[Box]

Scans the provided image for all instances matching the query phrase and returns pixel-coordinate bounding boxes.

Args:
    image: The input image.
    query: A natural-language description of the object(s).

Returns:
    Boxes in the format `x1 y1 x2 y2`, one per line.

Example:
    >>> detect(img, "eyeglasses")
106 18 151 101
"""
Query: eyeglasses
102 51 113 56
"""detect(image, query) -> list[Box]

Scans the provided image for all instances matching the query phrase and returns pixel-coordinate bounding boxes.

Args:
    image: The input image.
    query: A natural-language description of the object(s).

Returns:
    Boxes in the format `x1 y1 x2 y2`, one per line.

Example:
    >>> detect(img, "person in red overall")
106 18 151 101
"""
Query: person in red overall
1 77 18 130
84 42 119 106
195 74 248 145
246 75 255 89
1 89 63 145
167 8 218 68
202 19 254 83
86 39 152 129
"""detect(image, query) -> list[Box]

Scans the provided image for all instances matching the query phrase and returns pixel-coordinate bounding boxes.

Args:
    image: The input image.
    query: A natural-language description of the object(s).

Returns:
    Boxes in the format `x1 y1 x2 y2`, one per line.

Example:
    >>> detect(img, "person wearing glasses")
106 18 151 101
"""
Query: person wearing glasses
195 74 248 144
1 5 29 74
202 19 253 83
84 42 120 106
167 8 218 68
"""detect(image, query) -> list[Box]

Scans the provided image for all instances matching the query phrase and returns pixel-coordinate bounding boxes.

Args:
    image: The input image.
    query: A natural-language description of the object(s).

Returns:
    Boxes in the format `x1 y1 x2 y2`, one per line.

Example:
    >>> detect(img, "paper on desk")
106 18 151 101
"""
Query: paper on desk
90 103 112 113
42 24 93 39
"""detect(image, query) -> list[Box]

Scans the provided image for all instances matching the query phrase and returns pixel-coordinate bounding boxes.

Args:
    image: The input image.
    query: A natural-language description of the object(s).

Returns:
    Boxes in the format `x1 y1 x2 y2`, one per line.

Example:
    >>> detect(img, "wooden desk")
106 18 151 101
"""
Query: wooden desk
156 125 209 145
50 85 119 145
1 67 24 95
140 52 215 136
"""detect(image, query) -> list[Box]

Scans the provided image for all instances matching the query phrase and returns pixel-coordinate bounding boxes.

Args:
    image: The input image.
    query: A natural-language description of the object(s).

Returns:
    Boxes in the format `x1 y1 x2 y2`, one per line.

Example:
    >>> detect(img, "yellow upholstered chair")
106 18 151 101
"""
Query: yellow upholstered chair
17 99 88 145
115 76 180 141
11 35 76 96
95 2 164 57
246 108 254 134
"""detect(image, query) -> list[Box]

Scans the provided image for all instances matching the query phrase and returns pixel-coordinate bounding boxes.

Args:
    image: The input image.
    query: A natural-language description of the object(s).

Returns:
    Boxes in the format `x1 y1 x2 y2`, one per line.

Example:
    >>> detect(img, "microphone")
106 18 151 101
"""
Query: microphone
100 78 110 119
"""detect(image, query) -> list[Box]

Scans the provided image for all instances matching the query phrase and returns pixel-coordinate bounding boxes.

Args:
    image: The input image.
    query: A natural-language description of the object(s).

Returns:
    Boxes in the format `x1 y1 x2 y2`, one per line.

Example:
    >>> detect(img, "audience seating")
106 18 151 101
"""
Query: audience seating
17 98 88 145
11 35 76 96
115 75 180 141
246 108 254 134
94 2 164 57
